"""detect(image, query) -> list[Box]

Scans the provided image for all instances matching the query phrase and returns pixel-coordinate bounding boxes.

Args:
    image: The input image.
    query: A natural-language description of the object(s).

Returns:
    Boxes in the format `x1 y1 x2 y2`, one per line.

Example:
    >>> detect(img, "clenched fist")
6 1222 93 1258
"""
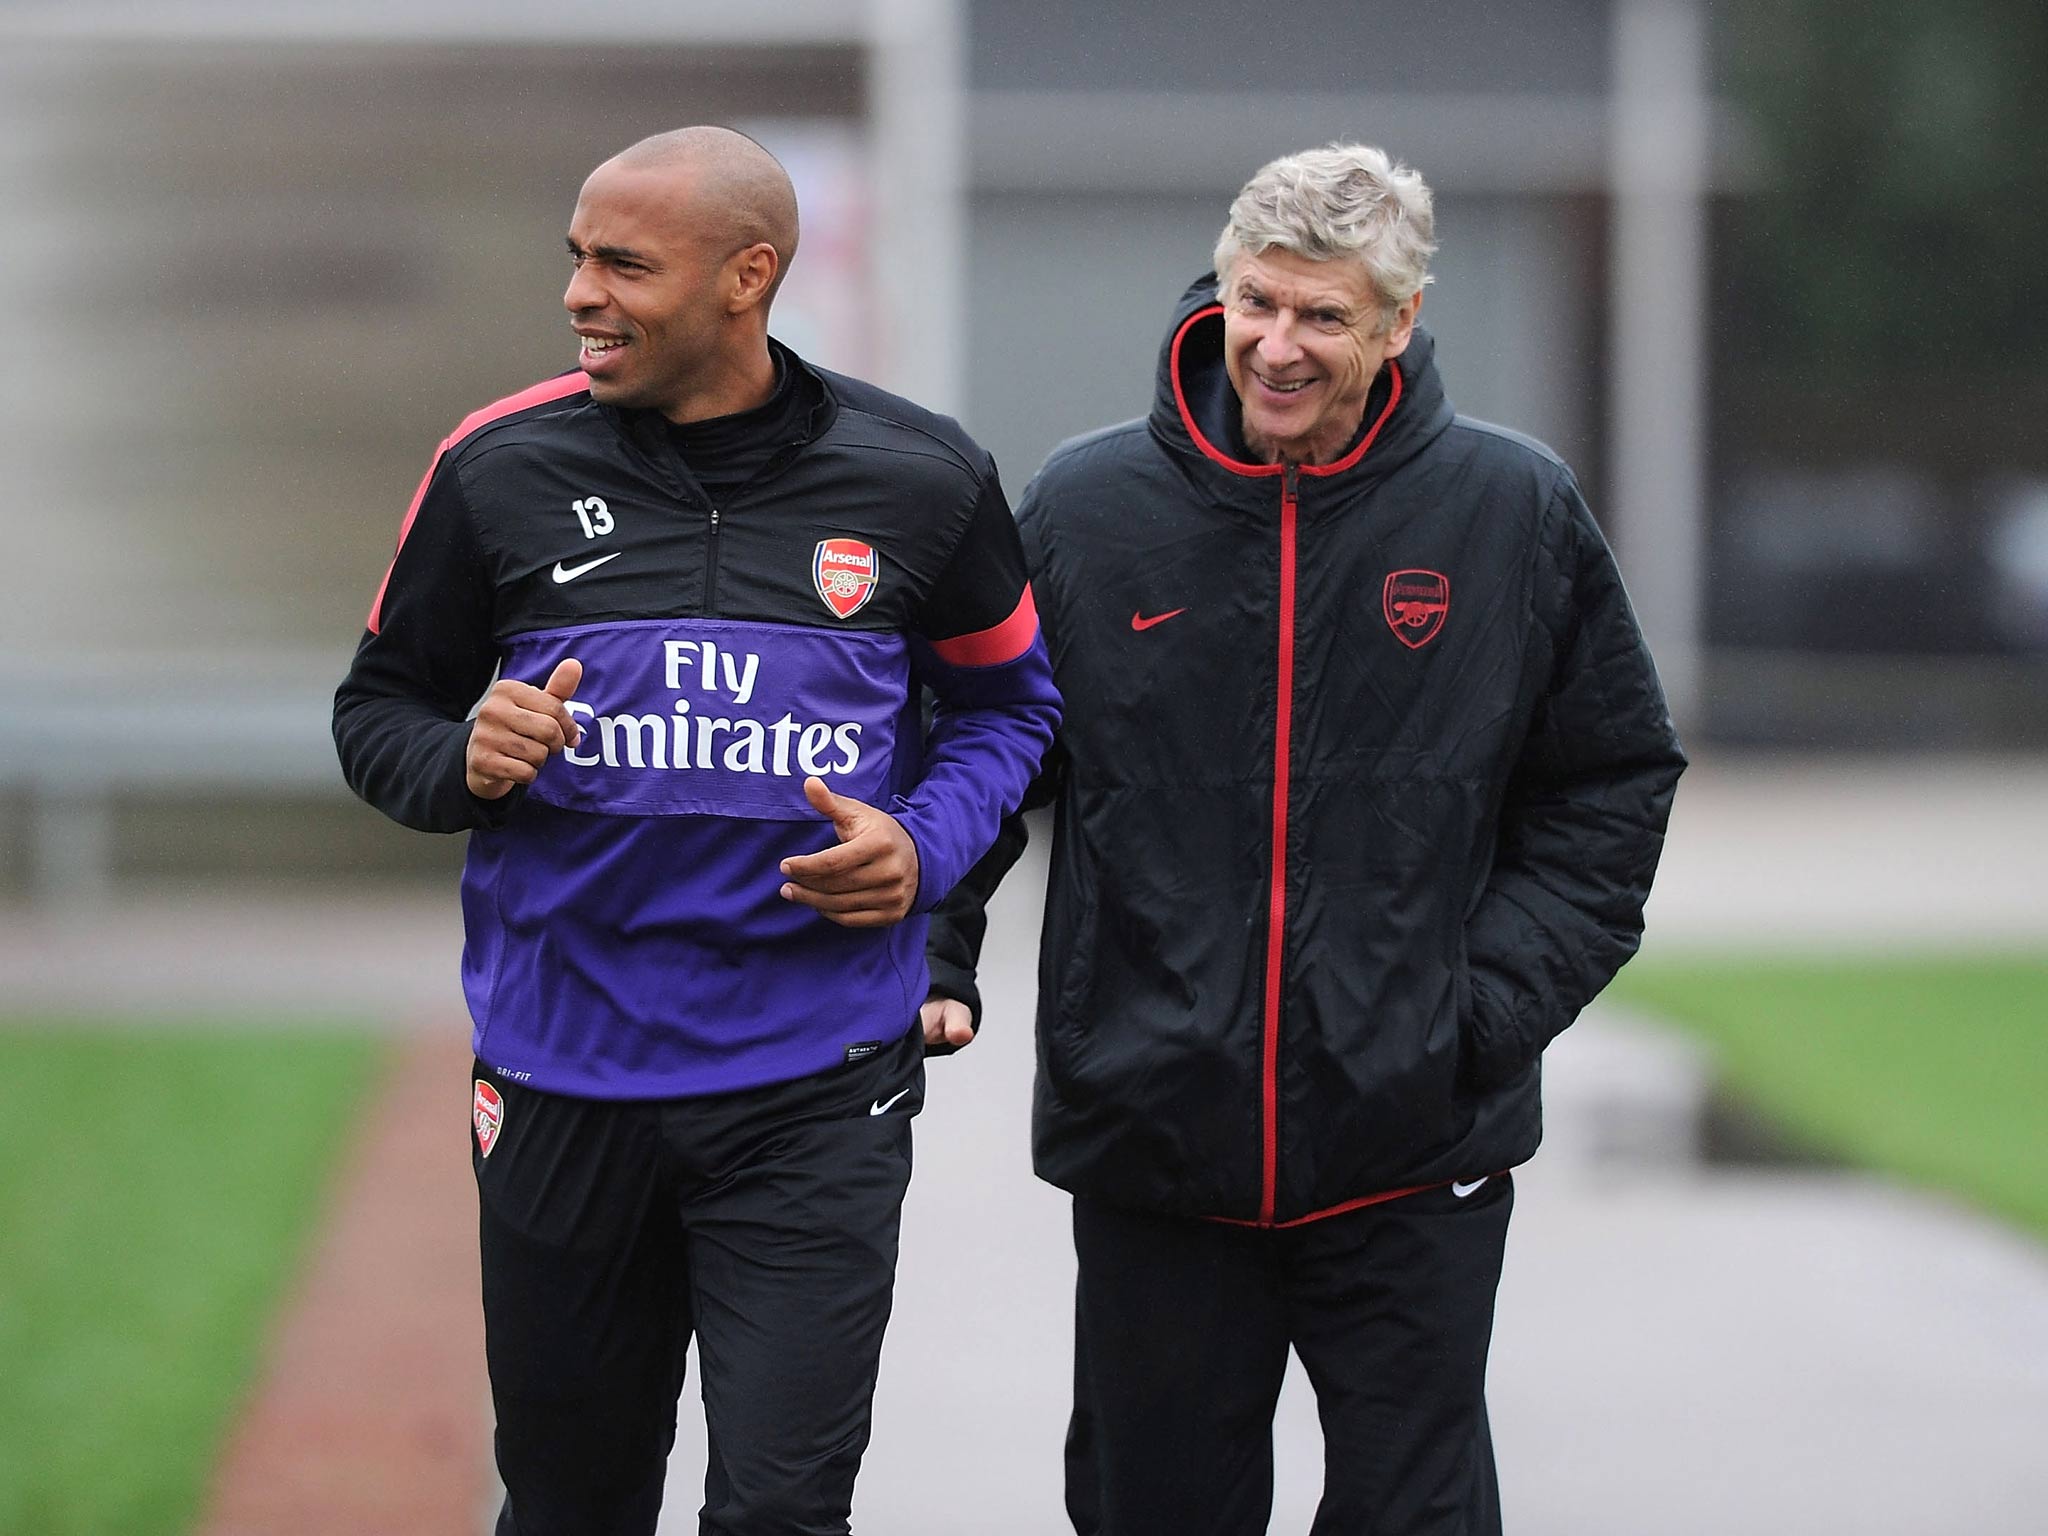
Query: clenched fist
466 658 583 799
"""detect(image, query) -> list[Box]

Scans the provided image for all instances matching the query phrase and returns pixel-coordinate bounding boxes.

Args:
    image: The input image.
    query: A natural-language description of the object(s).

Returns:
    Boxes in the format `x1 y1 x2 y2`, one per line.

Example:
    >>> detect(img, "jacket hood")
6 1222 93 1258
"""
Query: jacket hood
1149 270 1455 487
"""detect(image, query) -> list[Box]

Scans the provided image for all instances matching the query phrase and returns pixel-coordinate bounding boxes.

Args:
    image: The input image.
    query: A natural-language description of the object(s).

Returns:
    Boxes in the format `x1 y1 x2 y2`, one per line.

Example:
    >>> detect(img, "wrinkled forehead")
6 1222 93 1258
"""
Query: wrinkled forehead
1226 247 1377 311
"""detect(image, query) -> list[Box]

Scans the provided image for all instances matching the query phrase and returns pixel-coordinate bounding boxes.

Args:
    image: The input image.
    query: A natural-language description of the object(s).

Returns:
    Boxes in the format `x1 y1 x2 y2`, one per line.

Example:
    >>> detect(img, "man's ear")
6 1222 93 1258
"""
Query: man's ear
1382 289 1423 358
726 242 780 314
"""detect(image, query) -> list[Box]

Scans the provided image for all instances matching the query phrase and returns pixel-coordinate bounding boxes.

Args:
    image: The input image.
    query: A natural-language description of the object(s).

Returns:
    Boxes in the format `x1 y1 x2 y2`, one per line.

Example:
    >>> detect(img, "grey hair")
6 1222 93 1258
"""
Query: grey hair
1213 143 1437 327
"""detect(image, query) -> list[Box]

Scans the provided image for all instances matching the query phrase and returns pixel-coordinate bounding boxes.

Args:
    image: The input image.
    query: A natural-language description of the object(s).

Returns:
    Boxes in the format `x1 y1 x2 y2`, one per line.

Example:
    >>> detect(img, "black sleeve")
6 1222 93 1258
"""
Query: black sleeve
331 455 512 833
913 469 1032 643
922 470 1063 1039
1459 475 1687 1090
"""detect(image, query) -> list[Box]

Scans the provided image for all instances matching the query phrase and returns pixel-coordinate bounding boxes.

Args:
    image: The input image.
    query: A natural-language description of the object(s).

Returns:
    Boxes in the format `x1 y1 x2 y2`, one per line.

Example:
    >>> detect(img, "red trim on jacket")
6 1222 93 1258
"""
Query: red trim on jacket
1259 476 1299 1224
1208 1179 1449 1230
367 372 592 632
1166 305 1404 480
928 585 1040 668
1169 307 1281 478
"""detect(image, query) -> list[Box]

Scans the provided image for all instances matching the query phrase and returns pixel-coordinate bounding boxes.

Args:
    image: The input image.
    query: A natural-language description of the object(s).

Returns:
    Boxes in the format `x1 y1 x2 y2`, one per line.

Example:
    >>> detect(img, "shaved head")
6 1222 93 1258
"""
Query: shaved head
565 126 799 421
607 126 799 300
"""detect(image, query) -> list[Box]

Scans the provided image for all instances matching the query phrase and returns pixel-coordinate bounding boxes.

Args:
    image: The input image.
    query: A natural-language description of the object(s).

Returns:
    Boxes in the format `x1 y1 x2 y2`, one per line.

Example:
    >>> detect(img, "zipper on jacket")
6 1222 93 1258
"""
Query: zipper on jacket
704 505 722 611
1260 467 1299 1225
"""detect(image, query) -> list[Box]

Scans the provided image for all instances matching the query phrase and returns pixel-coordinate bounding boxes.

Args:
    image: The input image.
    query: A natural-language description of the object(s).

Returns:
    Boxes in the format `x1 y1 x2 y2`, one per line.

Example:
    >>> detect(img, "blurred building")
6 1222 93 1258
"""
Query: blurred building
0 1 935 897
2 0 2035 901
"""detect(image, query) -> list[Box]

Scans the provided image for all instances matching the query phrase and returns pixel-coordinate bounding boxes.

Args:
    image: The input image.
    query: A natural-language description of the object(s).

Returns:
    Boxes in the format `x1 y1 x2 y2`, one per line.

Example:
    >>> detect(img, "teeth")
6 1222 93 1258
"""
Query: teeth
1262 377 1309 393
581 336 626 353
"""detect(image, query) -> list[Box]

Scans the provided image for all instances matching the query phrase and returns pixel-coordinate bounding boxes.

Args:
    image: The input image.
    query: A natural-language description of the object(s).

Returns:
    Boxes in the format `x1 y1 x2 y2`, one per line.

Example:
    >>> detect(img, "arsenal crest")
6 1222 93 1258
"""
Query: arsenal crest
473 1079 504 1158
813 538 880 619
1383 570 1449 649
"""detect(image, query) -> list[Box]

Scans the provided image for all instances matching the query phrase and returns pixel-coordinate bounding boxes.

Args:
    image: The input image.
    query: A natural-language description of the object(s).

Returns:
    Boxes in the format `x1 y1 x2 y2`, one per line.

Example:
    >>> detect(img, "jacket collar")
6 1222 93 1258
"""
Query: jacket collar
598 337 838 493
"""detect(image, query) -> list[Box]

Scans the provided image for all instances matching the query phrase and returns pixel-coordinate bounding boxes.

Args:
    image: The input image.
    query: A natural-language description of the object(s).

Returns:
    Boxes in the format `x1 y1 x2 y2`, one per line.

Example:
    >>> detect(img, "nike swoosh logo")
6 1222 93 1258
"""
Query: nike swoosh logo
551 552 622 584
869 1087 913 1117
1451 1177 1490 1198
1130 608 1186 631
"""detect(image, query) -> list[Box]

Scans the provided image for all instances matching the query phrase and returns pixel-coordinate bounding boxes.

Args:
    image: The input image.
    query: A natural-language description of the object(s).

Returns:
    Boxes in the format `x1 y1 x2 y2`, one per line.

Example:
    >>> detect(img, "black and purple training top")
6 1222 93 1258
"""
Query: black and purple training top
334 347 1059 1100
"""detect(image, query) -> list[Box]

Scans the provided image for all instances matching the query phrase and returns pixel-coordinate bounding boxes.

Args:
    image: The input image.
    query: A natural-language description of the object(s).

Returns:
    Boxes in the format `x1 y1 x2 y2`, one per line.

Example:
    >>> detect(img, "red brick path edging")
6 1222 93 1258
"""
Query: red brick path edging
198 1029 491 1536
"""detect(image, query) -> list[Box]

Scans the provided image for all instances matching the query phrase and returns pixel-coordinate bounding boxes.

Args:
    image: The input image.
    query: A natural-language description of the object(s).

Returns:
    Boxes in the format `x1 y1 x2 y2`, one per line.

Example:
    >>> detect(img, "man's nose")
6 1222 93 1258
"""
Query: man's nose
1257 316 1303 365
564 262 604 315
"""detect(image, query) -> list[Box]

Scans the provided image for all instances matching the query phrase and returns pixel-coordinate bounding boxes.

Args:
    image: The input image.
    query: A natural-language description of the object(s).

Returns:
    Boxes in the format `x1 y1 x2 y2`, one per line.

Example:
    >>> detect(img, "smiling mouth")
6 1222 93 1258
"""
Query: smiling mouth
1255 374 1314 396
578 334 629 359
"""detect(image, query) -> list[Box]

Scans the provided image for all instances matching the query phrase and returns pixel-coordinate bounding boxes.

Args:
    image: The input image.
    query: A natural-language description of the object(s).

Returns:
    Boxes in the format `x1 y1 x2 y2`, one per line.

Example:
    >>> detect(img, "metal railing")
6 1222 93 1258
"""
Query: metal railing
0 655 348 902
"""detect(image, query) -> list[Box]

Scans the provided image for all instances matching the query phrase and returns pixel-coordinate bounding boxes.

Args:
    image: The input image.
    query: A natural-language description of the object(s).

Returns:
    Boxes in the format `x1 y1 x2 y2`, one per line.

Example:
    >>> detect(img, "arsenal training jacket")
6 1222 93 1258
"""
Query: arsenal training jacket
929 277 1684 1226
335 347 1059 1100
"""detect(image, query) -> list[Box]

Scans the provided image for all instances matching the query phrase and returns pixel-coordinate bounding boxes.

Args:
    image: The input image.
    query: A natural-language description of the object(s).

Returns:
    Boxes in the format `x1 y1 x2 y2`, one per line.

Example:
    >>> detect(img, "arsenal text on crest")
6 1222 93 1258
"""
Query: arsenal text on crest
813 538 880 620
473 1078 505 1158
1382 569 1450 650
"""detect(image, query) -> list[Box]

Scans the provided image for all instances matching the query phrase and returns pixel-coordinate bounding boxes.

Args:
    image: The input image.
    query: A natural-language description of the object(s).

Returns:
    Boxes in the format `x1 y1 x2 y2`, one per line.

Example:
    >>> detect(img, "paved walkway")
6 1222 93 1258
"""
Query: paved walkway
4 754 2044 1533
1639 753 2048 949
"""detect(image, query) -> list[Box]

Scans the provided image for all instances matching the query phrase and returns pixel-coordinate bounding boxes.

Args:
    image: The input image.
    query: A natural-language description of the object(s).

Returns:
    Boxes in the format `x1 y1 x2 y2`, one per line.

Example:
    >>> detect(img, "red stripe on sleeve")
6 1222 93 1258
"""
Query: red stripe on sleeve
929 586 1040 668
365 454 444 632
366 372 591 632
443 371 593 446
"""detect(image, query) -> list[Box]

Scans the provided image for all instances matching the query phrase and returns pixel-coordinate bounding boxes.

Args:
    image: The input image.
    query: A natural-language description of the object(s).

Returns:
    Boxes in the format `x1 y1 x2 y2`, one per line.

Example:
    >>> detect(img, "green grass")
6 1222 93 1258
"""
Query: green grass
1607 953 2048 1236
0 1024 386 1536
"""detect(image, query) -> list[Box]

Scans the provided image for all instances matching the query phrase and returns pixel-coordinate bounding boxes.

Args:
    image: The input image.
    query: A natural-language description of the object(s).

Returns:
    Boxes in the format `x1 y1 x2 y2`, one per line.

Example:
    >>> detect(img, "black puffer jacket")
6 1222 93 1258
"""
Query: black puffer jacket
931 276 1684 1225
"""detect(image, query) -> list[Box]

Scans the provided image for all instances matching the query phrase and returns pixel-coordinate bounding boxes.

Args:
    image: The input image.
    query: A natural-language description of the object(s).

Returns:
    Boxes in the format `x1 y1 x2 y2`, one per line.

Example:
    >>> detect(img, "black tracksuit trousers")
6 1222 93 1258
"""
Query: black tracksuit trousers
1066 1175 1513 1536
471 1027 921 1536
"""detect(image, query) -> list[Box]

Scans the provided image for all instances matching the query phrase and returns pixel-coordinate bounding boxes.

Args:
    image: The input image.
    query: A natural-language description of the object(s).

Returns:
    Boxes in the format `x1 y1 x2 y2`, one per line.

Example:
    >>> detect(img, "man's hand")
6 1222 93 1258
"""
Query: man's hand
920 996 976 1049
466 658 583 799
779 776 920 928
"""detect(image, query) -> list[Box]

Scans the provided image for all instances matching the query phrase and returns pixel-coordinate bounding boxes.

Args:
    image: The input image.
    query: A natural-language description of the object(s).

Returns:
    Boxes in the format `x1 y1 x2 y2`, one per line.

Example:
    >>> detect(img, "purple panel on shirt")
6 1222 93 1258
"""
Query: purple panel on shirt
503 618 907 819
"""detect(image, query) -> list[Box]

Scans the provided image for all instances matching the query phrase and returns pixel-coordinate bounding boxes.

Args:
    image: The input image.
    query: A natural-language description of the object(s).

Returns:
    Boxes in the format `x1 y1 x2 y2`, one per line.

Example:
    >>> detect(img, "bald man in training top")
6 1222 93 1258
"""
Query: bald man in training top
335 126 1059 1535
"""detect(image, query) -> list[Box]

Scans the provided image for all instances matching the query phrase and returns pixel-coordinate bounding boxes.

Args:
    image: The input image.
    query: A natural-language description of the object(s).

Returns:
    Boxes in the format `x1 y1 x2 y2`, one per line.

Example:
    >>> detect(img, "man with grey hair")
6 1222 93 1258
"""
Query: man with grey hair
926 143 1683 1532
